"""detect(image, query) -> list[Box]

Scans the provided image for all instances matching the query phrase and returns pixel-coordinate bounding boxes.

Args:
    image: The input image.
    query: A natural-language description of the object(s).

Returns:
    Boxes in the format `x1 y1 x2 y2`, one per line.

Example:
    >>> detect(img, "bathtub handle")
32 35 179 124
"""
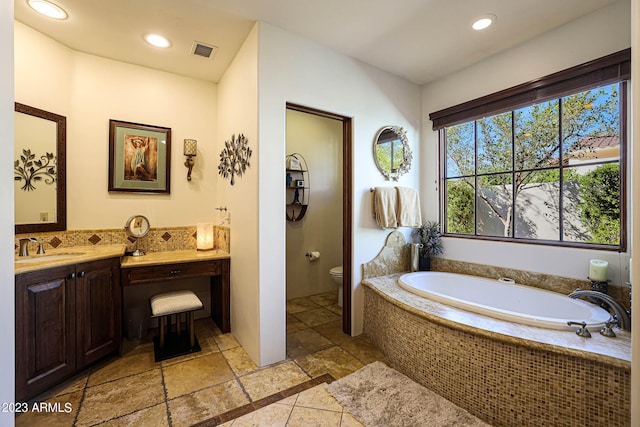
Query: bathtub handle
567 321 591 338
600 319 617 338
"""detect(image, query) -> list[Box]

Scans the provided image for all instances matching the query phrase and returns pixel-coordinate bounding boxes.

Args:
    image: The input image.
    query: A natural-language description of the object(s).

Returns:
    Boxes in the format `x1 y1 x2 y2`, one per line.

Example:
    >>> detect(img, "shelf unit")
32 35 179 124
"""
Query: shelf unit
286 153 309 222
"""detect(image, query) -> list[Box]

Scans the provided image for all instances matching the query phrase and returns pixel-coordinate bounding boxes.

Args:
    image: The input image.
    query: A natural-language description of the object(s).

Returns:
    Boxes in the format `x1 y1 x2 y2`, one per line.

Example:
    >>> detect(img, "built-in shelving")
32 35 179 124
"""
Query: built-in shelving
286 153 309 222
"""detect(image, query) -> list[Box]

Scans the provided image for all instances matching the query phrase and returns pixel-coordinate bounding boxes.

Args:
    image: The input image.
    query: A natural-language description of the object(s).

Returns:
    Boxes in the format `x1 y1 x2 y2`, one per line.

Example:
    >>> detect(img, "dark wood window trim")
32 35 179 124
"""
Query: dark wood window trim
432 50 630 252
429 48 630 130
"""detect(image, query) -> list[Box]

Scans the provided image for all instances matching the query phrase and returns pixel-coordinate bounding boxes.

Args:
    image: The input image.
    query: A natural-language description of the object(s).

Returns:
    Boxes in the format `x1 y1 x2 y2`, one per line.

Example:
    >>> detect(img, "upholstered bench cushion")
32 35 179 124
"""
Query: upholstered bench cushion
150 290 203 317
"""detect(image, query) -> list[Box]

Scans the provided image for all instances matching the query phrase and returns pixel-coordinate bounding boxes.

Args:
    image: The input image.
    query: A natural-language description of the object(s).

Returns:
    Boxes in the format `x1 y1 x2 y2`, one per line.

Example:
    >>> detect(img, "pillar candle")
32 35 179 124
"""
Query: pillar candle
589 259 608 282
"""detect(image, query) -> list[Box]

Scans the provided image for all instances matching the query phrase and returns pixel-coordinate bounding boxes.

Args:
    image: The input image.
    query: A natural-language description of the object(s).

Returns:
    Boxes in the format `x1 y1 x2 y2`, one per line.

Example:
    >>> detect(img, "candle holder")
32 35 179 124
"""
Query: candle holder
589 278 609 295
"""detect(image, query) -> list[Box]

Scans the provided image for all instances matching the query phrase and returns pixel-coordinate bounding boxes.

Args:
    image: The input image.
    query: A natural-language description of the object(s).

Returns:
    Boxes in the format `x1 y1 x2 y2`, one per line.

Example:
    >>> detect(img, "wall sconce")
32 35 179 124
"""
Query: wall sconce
184 139 197 181
197 223 214 250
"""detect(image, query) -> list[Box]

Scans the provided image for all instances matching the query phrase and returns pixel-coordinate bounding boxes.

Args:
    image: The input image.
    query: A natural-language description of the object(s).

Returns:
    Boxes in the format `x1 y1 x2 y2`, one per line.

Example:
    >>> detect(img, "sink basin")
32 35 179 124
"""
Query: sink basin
15 252 85 264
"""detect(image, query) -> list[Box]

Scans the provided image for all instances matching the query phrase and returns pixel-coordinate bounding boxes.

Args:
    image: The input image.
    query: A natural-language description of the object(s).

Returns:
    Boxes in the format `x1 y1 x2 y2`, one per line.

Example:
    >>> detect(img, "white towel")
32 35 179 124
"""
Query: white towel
396 186 422 227
373 187 397 228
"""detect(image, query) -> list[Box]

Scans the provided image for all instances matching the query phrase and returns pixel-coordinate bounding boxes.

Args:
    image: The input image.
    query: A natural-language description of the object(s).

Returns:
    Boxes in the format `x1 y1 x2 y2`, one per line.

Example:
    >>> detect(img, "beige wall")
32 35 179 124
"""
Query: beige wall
258 22 422 349
286 109 343 300
217 24 261 363
14 22 219 230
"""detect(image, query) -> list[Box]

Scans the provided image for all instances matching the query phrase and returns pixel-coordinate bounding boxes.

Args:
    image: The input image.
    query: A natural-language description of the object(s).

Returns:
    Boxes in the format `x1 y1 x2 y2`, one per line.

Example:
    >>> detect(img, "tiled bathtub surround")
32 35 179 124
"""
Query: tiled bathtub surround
361 231 631 426
15 225 230 254
363 283 630 427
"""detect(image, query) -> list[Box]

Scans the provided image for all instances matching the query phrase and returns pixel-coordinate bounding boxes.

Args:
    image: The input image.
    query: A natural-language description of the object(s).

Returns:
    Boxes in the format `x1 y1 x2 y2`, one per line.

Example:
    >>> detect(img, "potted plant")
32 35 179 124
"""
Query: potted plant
414 221 443 271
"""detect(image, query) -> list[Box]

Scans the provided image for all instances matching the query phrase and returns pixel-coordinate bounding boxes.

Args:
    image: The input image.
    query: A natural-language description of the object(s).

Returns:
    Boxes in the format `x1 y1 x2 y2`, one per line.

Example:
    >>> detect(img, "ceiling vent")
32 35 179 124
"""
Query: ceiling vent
191 41 217 59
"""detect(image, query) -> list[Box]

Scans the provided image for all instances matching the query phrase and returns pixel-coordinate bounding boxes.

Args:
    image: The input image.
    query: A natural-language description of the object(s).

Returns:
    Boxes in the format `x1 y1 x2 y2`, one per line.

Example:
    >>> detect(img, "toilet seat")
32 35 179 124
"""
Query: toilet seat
330 266 343 277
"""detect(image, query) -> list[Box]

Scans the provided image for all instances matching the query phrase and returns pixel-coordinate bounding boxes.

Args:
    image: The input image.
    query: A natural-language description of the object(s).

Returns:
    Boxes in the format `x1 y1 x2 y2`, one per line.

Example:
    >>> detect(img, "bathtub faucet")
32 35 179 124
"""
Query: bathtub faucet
568 289 631 331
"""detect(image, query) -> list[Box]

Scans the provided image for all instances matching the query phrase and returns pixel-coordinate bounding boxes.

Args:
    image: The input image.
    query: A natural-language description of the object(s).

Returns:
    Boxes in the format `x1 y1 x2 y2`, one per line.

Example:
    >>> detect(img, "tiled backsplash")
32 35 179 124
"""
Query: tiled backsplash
15 225 230 254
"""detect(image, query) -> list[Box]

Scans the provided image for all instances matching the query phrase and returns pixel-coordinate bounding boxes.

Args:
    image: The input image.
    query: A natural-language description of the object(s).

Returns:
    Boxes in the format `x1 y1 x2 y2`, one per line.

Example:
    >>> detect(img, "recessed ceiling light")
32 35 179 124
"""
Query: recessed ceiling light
144 33 171 48
27 0 68 20
472 14 496 31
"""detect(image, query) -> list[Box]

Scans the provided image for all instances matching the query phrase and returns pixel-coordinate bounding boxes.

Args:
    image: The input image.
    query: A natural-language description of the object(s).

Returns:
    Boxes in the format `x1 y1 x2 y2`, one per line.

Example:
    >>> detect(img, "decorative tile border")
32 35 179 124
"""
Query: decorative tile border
191 374 335 427
15 225 230 254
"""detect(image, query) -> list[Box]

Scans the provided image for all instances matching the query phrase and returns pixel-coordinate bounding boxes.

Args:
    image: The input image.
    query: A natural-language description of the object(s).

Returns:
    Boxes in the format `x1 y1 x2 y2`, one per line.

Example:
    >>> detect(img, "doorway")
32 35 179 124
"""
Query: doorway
285 103 352 336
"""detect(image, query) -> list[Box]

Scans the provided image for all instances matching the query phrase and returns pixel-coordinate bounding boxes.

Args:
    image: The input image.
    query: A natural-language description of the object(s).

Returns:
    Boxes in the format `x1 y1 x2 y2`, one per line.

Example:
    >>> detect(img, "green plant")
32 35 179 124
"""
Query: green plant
577 163 620 245
414 221 444 258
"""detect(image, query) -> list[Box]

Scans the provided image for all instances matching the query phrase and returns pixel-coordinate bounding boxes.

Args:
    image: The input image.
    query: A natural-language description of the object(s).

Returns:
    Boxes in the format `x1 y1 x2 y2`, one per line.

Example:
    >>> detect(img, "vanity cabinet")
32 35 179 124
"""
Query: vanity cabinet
75 258 121 368
15 257 121 401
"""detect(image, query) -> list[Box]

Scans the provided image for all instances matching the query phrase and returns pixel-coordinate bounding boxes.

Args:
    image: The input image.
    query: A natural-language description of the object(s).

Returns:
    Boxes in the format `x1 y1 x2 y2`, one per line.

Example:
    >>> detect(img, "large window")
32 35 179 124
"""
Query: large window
430 50 629 250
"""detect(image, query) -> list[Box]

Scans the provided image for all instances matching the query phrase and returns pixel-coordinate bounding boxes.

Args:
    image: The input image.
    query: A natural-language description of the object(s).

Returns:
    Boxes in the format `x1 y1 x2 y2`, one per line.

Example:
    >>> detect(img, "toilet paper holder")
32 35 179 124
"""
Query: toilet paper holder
305 251 320 261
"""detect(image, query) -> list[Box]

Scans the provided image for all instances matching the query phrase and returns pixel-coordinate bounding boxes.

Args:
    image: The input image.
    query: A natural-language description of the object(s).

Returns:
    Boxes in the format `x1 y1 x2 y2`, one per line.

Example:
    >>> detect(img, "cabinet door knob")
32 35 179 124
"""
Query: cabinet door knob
170 270 182 275
77 271 85 278
67 273 75 279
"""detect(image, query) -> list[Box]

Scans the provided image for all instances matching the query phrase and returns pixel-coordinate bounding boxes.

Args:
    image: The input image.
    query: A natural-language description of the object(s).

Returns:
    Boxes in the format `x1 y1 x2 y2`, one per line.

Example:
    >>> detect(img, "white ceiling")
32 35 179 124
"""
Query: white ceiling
14 0 619 85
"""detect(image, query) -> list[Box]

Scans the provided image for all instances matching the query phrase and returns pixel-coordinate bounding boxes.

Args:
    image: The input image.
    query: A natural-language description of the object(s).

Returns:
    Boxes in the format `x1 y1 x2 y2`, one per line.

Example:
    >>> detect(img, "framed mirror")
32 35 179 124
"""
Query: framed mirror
373 126 412 181
14 103 66 234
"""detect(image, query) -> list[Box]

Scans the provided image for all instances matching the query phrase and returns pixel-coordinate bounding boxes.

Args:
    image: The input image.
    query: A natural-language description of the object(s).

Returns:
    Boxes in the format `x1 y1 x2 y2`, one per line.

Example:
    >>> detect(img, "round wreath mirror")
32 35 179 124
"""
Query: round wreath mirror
373 126 412 181
124 214 150 256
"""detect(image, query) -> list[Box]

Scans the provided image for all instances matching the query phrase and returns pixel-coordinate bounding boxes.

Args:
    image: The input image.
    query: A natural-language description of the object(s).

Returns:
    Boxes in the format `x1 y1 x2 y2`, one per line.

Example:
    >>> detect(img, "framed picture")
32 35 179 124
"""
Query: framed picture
108 120 171 193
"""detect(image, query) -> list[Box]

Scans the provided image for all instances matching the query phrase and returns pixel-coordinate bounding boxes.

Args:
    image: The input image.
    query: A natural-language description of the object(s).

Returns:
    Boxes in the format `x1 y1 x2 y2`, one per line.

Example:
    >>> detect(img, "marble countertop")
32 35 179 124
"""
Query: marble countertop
120 249 230 268
14 246 230 274
15 244 126 275
363 274 631 369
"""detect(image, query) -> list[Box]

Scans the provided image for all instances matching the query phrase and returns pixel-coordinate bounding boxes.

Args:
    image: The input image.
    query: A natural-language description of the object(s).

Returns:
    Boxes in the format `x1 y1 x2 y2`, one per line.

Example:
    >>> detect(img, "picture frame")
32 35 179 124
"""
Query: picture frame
108 120 171 193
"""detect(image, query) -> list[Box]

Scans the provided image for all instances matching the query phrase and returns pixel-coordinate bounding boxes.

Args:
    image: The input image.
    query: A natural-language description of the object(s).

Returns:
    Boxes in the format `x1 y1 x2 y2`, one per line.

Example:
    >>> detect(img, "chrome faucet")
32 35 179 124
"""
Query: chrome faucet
568 289 631 331
18 237 45 257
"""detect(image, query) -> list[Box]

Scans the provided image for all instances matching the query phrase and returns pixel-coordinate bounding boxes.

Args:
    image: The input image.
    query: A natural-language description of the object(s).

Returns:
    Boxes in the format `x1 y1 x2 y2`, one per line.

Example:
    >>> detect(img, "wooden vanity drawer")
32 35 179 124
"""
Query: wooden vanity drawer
122 260 223 285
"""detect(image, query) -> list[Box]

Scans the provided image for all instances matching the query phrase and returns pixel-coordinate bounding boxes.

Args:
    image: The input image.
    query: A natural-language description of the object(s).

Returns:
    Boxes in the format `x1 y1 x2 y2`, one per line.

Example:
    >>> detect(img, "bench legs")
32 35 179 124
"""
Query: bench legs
153 311 201 362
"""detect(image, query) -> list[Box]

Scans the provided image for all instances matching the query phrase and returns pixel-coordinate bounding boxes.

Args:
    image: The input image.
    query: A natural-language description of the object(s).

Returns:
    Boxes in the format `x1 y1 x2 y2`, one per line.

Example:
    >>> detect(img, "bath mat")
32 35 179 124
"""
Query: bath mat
326 361 490 427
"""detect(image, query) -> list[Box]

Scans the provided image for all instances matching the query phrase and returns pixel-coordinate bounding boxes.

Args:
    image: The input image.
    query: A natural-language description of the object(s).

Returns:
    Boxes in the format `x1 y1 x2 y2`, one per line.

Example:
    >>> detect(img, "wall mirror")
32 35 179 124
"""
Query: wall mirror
373 126 412 181
14 103 66 234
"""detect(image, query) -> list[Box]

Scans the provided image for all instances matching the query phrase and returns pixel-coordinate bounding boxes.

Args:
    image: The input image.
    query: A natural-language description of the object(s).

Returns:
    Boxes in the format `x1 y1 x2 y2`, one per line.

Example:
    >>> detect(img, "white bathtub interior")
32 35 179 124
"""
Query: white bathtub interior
398 271 611 330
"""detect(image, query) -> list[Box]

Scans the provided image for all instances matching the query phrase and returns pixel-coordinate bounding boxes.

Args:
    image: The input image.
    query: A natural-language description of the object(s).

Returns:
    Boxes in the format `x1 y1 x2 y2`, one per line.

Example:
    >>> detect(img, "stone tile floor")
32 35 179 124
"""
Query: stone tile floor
16 291 386 426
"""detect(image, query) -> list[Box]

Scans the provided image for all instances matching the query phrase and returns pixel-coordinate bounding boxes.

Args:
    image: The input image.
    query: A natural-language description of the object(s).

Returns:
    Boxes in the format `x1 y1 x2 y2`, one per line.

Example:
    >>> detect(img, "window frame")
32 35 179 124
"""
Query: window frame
430 49 630 251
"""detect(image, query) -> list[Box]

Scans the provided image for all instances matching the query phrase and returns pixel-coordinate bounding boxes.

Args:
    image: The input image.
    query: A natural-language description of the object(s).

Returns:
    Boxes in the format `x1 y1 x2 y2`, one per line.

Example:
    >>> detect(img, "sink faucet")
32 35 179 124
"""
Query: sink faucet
568 289 631 331
18 237 45 257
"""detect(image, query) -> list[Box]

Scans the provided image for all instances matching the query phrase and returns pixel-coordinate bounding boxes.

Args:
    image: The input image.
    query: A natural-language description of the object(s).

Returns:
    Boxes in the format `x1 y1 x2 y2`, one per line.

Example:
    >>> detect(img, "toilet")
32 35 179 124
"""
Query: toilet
329 266 343 307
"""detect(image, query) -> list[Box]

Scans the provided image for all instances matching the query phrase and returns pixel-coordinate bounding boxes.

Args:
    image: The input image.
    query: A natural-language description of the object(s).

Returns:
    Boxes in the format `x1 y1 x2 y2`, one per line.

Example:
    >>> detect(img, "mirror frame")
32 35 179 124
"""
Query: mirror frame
373 125 412 181
124 215 150 238
14 103 67 234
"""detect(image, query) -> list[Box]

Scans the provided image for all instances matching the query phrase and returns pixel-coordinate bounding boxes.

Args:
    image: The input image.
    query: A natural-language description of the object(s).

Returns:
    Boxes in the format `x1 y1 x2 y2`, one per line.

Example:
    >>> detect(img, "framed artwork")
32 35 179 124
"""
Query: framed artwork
108 120 171 193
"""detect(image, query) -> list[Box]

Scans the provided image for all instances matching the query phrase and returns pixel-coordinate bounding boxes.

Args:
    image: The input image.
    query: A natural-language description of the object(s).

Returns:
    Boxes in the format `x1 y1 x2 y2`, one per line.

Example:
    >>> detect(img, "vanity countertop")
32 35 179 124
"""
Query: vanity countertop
120 249 230 268
15 246 231 275
14 244 127 275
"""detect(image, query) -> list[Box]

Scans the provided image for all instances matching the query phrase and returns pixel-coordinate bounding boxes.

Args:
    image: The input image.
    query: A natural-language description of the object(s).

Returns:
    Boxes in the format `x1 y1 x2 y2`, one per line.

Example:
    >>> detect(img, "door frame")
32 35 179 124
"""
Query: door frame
285 102 352 335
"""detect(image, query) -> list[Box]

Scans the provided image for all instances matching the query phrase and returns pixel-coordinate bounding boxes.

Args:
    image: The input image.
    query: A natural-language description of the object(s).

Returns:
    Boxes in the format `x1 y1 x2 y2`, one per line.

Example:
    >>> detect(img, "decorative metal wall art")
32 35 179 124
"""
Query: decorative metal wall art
218 133 252 185
14 149 57 191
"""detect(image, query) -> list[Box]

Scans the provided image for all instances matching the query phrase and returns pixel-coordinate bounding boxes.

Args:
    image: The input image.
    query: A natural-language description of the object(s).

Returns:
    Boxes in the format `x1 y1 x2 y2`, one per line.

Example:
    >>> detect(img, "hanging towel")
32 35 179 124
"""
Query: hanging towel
396 186 422 227
372 187 398 228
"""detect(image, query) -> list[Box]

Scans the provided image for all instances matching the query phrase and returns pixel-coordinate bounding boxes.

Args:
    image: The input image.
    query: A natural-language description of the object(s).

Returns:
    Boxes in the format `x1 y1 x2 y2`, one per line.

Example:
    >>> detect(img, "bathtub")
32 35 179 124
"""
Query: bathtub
398 271 611 330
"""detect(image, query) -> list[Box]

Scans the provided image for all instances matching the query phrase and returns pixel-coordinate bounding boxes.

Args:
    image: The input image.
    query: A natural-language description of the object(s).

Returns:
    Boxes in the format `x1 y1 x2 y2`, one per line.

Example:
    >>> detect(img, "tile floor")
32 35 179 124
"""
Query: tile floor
16 291 386 426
